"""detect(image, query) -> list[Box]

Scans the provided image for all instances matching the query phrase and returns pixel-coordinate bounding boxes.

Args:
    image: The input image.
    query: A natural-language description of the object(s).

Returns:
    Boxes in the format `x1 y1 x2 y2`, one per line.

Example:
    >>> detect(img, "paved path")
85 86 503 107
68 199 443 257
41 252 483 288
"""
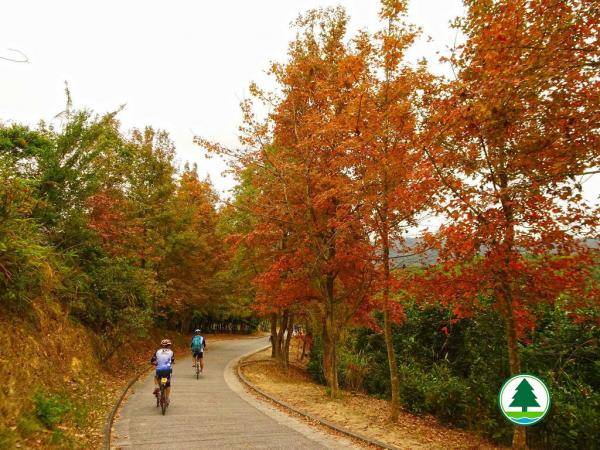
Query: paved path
112 337 356 449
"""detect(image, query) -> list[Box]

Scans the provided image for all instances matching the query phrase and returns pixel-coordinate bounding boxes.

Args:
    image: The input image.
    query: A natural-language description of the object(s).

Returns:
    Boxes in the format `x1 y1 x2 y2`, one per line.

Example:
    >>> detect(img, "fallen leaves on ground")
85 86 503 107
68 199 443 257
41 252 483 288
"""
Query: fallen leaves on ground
242 349 504 450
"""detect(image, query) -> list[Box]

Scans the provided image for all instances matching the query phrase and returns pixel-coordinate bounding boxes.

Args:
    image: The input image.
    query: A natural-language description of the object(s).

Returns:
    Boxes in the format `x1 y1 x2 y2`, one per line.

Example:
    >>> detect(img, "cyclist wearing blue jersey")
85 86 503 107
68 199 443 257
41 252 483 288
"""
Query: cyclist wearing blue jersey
151 339 174 403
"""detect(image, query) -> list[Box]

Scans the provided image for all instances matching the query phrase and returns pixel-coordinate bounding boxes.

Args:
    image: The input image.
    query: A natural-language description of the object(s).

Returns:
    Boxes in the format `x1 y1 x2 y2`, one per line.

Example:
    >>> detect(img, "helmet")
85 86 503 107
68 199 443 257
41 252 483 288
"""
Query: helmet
161 339 172 347
194 329 201 334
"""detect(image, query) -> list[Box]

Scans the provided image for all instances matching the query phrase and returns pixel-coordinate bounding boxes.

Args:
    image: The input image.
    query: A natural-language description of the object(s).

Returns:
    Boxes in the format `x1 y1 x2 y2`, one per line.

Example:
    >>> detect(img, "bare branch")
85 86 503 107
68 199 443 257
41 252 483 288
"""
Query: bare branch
0 48 29 63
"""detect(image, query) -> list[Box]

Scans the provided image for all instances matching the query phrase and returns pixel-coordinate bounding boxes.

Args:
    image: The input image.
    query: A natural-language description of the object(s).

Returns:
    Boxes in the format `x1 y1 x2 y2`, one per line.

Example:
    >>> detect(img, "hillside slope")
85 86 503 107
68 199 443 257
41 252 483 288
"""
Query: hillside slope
0 302 188 449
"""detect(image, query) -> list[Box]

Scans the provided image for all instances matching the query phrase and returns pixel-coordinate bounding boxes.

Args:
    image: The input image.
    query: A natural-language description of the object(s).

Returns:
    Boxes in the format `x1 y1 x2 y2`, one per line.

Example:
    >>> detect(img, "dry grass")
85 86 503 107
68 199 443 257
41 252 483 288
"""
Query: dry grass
242 344 504 450
0 301 257 449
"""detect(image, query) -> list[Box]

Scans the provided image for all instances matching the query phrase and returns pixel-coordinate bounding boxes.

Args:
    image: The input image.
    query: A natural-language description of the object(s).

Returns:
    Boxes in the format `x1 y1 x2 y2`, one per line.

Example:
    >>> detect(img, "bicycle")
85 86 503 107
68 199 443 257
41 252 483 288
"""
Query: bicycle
156 375 169 415
194 355 200 379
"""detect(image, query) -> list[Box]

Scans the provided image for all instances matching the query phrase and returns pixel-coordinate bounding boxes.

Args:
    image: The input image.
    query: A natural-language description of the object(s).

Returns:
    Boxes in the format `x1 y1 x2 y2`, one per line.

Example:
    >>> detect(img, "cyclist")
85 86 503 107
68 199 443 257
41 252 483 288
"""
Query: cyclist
190 329 206 372
151 339 174 403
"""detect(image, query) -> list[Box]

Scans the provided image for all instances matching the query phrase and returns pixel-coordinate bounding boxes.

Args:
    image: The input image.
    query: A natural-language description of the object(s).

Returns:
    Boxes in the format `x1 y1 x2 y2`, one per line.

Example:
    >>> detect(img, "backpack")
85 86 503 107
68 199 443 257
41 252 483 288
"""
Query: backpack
191 335 203 351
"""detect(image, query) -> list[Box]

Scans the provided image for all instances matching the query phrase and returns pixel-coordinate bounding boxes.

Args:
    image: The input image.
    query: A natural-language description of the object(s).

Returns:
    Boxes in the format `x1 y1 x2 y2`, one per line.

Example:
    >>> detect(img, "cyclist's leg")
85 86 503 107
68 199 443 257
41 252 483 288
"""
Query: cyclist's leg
153 371 159 394
165 370 172 401
199 352 204 371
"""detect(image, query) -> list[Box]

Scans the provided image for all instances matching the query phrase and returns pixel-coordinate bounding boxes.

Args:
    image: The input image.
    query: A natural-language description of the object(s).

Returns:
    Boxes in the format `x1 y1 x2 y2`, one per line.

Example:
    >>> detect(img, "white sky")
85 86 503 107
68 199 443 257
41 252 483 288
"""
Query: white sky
1 0 597 205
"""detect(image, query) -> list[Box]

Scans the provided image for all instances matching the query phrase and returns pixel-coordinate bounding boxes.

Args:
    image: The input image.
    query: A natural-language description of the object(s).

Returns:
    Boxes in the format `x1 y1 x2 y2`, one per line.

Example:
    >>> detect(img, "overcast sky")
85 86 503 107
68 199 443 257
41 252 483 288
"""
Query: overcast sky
1 0 597 204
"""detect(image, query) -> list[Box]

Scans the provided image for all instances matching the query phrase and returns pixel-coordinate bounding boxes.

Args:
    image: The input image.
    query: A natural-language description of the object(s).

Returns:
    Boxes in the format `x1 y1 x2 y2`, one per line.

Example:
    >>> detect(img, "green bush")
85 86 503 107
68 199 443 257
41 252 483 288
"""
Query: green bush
307 334 326 385
308 302 600 449
33 391 72 429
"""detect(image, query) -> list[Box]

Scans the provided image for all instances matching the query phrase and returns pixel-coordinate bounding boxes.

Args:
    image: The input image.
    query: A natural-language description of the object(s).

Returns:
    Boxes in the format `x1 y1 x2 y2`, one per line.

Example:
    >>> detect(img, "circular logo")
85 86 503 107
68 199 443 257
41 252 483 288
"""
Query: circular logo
499 374 550 426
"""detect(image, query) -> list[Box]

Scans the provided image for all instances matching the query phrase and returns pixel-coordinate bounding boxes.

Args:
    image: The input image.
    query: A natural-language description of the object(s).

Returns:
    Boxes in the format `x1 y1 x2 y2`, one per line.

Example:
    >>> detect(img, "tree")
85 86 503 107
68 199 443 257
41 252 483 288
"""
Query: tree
199 7 378 395
420 1 599 447
123 127 177 271
510 379 540 412
261 7 378 394
353 0 435 421
212 170 263 332
0 126 58 310
159 164 222 331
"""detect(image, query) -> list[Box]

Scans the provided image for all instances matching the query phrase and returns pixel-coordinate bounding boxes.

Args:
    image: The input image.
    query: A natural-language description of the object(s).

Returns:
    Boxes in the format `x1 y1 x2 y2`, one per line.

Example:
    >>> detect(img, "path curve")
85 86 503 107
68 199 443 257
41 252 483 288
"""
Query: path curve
111 337 357 449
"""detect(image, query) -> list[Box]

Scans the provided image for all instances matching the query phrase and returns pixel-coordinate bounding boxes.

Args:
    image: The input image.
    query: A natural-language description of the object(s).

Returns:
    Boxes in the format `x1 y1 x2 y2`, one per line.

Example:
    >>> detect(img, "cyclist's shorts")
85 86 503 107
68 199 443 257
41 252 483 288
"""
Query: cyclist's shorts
192 350 204 359
156 368 172 387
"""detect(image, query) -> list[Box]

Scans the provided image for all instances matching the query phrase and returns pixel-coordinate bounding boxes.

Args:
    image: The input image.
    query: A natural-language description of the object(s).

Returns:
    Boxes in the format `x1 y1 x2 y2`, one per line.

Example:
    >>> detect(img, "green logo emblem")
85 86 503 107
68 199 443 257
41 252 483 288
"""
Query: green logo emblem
499 374 550 426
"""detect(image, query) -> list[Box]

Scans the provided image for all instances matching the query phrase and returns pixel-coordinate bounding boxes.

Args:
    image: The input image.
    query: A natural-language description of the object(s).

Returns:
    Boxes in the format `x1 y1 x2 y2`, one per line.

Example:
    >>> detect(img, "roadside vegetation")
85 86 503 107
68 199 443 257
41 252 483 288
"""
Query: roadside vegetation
242 346 501 449
307 303 600 448
0 102 257 447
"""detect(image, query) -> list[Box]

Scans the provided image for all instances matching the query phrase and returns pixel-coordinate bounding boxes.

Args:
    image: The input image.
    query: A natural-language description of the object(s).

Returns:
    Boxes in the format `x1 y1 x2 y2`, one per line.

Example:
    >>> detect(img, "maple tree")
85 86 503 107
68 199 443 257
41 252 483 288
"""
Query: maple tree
351 0 436 420
418 0 599 447
200 7 379 393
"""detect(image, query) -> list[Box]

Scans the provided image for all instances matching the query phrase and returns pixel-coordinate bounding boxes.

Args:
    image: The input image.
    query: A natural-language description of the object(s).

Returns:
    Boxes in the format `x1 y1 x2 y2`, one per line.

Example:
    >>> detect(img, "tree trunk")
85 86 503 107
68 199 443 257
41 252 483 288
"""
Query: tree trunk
498 194 526 450
323 274 340 398
382 227 400 422
270 312 278 358
500 276 527 449
277 310 289 363
283 313 294 368
322 320 339 397
300 330 308 361
322 315 334 386
330 328 339 397
180 313 191 335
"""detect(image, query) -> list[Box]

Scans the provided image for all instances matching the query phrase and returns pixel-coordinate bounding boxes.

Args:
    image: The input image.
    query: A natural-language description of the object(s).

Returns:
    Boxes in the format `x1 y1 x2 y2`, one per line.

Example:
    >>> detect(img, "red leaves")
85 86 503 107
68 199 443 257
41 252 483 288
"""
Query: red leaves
200 1 599 350
87 191 136 257
412 0 600 339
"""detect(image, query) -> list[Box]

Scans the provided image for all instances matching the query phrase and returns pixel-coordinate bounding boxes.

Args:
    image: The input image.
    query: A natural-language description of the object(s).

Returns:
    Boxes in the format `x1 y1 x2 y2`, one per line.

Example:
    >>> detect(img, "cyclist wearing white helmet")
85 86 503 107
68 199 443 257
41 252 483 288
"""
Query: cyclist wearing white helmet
190 329 206 372
151 339 174 403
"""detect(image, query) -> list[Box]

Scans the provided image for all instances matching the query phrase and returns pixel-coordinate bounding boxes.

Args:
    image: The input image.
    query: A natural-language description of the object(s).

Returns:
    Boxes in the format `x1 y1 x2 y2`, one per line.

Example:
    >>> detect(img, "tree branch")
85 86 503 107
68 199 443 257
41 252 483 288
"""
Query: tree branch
0 48 29 63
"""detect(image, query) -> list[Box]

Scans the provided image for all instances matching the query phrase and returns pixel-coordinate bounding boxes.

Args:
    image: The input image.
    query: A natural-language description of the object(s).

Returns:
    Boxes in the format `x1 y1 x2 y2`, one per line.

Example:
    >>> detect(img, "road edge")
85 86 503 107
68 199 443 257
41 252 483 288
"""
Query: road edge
224 343 358 449
235 348 399 450
102 368 145 450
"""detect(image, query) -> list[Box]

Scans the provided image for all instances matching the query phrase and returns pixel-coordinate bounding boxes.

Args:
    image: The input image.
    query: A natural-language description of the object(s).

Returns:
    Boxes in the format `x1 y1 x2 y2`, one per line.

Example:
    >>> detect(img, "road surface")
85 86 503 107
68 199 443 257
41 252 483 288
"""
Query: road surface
111 336 356 449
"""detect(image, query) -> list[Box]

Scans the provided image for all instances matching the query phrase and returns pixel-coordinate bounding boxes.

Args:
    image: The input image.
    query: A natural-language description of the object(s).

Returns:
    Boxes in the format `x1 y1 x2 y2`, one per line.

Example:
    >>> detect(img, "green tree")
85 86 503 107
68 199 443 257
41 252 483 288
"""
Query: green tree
510 379 540 412
159 164 222 331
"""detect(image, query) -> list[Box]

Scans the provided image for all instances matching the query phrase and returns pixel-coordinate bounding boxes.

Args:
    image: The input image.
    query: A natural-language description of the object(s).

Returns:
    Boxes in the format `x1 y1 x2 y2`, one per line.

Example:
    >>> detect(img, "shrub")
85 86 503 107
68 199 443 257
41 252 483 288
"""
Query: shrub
33 391 71 430
307 302 600 449
340 349 372 393
16 415 43 438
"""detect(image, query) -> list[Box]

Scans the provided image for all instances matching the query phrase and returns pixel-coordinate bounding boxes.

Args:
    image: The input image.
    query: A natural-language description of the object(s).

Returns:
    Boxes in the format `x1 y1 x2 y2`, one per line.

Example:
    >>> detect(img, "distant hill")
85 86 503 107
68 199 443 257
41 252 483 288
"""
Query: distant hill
389 238 598 268
389 237 438 267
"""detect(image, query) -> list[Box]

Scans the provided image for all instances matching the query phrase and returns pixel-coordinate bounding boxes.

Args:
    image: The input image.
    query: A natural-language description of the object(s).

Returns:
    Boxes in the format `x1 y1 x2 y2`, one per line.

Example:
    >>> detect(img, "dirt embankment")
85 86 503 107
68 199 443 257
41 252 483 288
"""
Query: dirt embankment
0 302 244 449
241 343 503 450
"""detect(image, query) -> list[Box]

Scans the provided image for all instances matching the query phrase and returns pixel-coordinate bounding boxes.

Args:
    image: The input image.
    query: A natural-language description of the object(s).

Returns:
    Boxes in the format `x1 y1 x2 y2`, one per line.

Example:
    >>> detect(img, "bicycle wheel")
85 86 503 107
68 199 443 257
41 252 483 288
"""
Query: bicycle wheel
160 386 167 415
196 360 199 379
